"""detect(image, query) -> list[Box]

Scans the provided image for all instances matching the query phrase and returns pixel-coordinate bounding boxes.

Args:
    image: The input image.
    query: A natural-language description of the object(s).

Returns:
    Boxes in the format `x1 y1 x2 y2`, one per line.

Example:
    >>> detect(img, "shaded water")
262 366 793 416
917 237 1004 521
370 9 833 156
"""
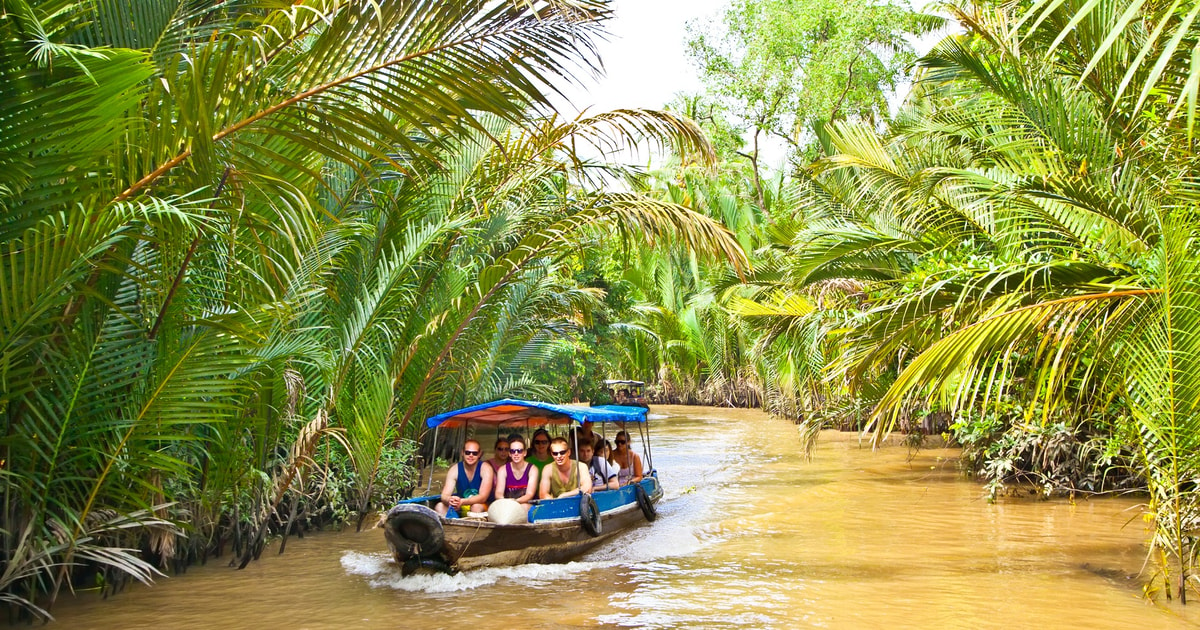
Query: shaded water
44 406 1200 628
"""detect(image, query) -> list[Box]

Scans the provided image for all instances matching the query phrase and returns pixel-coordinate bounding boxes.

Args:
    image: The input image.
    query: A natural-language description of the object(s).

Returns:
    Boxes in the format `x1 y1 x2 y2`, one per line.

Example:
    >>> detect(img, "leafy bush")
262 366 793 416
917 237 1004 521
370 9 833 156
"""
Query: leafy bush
950 400 1140 501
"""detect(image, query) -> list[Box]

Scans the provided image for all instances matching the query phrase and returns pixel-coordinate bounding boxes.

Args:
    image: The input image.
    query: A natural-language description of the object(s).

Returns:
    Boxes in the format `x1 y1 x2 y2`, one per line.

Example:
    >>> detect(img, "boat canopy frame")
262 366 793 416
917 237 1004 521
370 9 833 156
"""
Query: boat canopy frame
420 399 654 497
425 399 648 429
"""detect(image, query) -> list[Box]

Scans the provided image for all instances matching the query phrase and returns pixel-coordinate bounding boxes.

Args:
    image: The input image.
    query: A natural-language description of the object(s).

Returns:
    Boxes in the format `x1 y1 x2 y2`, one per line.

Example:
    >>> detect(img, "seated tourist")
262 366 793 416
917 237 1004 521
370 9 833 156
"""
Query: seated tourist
578 436 618 491
596 437 613 462
435 439 494 517
538 437 593 499
493 437 538 507
485 437 510 474
565 428 583 458
609 430 644 487
573 421 596 450
527 428 553 473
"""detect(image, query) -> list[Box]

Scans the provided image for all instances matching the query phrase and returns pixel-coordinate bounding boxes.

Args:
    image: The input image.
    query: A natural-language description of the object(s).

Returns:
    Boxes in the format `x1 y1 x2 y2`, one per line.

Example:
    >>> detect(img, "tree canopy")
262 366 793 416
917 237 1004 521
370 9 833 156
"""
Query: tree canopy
686 0 943 164
0 0 745 619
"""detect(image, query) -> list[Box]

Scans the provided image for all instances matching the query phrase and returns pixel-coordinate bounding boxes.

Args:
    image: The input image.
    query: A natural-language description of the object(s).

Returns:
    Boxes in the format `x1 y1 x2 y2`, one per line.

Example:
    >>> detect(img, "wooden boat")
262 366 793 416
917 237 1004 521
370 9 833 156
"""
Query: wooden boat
382 399 661 574
602 378 650 408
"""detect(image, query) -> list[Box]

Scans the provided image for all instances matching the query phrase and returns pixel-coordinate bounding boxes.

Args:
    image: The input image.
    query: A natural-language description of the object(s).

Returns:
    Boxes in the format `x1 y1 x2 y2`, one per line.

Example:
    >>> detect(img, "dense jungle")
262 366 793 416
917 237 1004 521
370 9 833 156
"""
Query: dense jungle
5 0 1200 619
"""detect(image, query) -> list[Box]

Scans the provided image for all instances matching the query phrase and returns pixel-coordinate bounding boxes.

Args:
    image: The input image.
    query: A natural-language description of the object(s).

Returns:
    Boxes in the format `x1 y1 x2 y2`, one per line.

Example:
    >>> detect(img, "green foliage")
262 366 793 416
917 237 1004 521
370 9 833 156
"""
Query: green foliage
311 440 419 521
686 0 943 161
950 401 1138 501
713 0 1200 602
592 162 767 407
0 0 751 619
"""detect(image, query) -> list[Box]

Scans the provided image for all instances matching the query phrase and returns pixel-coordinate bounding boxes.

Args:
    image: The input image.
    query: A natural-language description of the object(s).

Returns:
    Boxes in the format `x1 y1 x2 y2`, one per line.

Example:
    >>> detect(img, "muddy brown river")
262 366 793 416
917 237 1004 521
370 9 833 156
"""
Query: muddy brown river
42 406 1200 628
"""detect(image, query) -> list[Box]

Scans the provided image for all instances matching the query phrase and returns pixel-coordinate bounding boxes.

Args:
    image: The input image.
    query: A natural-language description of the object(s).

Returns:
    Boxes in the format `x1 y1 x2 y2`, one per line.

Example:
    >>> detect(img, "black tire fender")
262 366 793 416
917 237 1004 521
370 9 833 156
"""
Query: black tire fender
634 483 657 522
580 493 602 537
385 504 445 558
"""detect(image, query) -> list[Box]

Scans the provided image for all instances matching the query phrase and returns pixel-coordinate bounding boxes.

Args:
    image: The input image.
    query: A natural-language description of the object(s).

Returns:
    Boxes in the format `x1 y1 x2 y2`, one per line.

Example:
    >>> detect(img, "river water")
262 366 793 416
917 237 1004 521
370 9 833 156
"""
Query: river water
44 406 1200 628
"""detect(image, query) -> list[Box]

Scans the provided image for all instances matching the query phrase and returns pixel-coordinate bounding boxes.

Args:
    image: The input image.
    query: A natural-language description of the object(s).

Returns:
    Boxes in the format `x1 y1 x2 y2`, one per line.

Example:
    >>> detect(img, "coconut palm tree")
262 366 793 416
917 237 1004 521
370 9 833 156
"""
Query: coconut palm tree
730 0 1200 600
321 109 744 530
0 0 748 618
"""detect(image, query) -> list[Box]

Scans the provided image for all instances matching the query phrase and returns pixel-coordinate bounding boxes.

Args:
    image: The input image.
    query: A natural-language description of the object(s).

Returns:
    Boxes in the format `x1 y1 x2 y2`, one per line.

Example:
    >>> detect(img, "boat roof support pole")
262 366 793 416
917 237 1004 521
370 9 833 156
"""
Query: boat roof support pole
639 421 653 472
425 426 440 494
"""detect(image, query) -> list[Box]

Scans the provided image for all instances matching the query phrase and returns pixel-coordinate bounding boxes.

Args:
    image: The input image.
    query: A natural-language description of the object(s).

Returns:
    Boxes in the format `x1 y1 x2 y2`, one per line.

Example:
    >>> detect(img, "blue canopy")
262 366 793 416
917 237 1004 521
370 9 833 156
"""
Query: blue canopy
425 399 648 429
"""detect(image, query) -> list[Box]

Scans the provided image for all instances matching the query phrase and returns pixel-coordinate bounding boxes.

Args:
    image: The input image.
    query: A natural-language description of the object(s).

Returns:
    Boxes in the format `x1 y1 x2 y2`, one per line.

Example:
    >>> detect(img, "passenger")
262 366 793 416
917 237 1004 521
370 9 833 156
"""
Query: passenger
595 437 613 462
434 439 494 517
578 436 618 491
485 437 510 474
565 427 583 457
493 437 538 507
573 421 596 451
609 430 644 487
538 437 592 499
527 428 553 473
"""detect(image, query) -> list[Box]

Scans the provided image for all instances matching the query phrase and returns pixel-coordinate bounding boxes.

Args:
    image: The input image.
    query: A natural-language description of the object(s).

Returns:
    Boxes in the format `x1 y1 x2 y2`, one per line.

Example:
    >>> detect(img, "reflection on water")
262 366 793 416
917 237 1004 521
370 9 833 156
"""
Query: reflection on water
40 406 1200 629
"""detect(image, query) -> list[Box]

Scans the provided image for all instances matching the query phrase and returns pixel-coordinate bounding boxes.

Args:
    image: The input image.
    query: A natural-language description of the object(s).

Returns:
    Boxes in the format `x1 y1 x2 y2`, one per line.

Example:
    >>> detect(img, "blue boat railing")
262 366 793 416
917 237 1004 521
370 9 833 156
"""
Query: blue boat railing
396 494 441 506
529 474 658 522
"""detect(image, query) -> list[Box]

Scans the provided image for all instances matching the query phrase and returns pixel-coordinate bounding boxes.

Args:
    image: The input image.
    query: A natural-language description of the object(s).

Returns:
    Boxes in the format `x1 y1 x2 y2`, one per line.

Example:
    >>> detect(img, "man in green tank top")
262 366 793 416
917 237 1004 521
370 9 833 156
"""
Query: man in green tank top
538 436 593 499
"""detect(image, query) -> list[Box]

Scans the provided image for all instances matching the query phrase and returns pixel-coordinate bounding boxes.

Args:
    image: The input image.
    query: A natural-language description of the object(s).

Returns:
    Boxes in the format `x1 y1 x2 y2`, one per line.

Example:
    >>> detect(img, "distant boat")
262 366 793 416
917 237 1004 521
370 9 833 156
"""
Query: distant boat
382 399 661 574
601 378 650 409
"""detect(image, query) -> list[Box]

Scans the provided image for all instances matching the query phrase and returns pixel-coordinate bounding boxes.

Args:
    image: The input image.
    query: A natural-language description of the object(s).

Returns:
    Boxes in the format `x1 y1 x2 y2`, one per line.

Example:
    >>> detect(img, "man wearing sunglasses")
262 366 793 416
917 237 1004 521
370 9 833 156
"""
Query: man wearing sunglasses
538 437 593 499
435 439 494 517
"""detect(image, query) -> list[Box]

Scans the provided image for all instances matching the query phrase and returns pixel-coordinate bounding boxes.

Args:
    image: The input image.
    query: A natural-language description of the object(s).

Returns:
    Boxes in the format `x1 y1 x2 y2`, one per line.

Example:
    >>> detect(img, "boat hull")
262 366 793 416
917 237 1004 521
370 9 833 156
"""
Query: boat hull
383 477 662 572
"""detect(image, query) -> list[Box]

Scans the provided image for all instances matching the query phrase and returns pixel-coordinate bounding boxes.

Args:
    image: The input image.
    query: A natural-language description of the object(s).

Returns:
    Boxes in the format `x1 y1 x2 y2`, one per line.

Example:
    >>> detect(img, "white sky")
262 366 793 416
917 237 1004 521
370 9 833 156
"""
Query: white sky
549 0 787 168
556 0 728 115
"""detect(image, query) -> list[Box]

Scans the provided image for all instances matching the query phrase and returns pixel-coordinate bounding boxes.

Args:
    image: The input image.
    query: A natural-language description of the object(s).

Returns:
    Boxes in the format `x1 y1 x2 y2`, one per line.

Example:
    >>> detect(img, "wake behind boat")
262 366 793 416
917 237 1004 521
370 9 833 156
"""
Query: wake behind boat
382 399 662 574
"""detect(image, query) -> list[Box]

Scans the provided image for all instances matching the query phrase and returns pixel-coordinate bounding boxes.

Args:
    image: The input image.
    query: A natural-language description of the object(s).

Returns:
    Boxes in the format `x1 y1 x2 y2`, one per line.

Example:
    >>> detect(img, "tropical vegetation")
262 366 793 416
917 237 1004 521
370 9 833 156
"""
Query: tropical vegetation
9 0 1200 615
610 0 1200 604
0 0 745 619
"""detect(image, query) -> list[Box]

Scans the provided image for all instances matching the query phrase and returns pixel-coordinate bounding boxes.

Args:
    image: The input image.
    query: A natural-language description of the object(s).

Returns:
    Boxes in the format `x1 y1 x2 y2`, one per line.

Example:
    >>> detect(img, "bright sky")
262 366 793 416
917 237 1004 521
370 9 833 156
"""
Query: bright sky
549 0 800 168
556 0 728 115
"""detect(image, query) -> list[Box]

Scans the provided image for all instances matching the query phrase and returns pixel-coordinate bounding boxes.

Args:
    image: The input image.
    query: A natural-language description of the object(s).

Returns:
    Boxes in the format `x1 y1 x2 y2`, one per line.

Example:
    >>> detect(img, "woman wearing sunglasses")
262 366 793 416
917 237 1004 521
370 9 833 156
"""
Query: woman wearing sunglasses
485 437 510 475
609 430 644 487
493 437 539 508
527 428 554 473
538 437 593 499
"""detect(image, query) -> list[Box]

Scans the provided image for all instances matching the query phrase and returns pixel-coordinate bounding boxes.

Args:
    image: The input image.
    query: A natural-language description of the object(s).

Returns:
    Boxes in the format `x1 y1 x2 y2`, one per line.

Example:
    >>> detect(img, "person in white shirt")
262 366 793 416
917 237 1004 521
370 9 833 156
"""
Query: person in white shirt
578 436 618 491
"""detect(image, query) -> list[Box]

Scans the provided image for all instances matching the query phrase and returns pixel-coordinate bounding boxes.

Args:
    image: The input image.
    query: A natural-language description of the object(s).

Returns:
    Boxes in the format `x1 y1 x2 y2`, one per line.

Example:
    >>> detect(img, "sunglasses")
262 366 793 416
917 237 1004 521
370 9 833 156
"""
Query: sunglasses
463 450 480 456
496 447 509 452
615 440 627 445
509 447 524 454
551 450 569 457
533 440 549 445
